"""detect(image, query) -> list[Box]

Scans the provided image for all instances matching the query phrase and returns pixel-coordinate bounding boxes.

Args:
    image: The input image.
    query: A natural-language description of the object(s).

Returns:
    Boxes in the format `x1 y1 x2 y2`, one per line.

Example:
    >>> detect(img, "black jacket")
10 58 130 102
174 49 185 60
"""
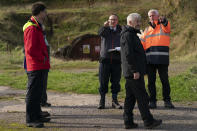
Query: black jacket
120 25 146 78
98 25 122 63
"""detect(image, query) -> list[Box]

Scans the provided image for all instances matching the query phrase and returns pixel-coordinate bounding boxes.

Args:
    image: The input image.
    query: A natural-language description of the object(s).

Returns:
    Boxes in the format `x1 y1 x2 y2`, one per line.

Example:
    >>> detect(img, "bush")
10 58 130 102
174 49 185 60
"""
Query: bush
190 66 197 74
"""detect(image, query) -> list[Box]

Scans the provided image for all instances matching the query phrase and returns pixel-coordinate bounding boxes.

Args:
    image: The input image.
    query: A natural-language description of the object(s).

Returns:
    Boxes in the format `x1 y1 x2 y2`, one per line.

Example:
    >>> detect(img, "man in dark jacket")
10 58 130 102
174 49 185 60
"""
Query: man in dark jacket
23 2 50 128
120 13 162 129
98 14 122 109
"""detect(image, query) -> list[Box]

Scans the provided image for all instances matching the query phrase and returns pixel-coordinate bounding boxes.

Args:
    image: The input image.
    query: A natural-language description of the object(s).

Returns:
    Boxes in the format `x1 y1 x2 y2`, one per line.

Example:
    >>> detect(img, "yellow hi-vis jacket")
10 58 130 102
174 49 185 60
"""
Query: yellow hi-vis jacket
140 21 170 65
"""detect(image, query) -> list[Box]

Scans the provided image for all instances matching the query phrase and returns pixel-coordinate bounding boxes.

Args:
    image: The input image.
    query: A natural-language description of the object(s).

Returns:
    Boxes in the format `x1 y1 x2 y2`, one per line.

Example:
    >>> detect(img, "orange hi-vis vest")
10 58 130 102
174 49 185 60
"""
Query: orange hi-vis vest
140 21 170 65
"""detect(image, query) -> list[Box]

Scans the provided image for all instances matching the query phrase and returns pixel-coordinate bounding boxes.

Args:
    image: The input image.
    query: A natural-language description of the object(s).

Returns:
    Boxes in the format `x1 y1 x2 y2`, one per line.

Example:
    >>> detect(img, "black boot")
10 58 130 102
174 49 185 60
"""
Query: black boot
144 119 162 129
98 95 105 109
164 101 175 109
149 101 157 109
112 94 122 109
125 122 138 129
124 113 137 129
26 122 44 128
40 111 50 118
112 99 122 109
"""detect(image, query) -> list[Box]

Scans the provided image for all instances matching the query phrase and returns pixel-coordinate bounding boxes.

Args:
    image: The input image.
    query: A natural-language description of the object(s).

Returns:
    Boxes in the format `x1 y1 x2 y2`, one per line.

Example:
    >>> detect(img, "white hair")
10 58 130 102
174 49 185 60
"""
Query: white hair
127 13 141 25
148 9 159 16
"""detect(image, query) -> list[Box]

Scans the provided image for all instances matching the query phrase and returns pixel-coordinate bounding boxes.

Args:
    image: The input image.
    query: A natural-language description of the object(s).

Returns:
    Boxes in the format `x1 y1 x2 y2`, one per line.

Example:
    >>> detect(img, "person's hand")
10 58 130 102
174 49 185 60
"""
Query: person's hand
133 72 140 80
159 16 165 23
104 21 109 27
137 30 144 38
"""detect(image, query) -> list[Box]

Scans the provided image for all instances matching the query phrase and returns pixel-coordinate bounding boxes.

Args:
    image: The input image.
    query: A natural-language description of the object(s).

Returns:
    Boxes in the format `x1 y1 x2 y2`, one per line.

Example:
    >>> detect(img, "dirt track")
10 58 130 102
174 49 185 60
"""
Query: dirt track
0 86 197 131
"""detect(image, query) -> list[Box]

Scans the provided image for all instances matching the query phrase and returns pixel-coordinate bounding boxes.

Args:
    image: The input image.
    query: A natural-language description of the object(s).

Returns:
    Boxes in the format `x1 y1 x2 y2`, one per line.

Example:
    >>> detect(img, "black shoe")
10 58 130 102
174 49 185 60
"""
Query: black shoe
26 122 44 128
41 111 50 117
41 102 51 107
97 104 105 109
112 100 122 109
164 101 175 109
98 97 105 109
38 117 51 123
125 123 138 129
149 102 157 109
145 119 162 129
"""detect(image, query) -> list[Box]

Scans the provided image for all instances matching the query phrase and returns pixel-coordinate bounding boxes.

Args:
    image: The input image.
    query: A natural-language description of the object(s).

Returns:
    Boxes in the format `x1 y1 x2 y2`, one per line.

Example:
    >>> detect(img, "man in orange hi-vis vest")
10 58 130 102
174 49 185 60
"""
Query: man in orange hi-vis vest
140 9 175 109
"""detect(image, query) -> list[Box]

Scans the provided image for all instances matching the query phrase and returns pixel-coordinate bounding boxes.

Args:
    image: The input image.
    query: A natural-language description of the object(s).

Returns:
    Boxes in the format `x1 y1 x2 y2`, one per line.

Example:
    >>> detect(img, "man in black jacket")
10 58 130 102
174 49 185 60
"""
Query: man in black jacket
98 14 122 109
120 13 162 129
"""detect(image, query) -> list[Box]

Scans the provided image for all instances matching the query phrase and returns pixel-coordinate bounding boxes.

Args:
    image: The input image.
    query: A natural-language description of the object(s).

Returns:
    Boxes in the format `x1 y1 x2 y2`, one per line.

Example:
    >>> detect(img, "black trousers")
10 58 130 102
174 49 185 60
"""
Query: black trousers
26 69 48 123
123 76 153 125
147 64 171 102
99 63 121 95
41 70 49 104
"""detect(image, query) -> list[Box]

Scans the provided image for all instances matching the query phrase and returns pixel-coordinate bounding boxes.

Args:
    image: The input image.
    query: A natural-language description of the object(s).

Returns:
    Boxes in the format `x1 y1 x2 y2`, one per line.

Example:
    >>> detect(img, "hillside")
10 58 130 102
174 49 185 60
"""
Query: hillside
0 0 197 104
0 0 196 59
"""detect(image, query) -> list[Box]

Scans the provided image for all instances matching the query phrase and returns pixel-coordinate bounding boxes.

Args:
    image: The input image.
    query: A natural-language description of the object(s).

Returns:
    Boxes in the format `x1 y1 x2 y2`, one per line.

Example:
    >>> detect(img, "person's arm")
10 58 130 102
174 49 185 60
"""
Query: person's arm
123 32 141 79
98 26 110 37
159 17 170 33
139 28 148 50
98 20 110 37
159 16 168 26
25 27 45 62
123 32 138 73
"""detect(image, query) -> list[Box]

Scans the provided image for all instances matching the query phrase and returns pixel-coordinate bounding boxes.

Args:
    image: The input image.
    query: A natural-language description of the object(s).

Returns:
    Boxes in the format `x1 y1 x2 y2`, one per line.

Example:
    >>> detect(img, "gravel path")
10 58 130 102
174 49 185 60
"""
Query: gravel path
0 86 197 130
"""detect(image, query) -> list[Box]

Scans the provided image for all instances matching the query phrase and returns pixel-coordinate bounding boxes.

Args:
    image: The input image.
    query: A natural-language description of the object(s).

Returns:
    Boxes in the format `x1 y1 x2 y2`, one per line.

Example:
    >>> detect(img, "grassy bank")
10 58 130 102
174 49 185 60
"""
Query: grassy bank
1 0 197 58
0 49 197 101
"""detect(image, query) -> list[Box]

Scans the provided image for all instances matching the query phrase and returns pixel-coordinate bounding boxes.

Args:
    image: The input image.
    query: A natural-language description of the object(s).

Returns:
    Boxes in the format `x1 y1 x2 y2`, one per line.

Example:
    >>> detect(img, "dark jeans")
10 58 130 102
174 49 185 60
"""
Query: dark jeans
147 64 171 102
99 63 121 95
26 69 48 123
41 70 49 104
123 76 153 125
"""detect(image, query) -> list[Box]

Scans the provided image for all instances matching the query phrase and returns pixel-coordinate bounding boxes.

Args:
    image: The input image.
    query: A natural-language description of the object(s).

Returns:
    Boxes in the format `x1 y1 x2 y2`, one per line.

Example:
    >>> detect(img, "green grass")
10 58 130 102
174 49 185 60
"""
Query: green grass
0 50 197 101
153 72 197 102
48 71 99 94
0 120 41 131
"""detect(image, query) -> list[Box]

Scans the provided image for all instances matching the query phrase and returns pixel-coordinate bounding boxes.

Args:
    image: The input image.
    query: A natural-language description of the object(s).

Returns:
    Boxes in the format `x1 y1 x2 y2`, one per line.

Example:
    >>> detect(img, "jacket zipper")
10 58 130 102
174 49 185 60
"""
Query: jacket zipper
111 39 114 64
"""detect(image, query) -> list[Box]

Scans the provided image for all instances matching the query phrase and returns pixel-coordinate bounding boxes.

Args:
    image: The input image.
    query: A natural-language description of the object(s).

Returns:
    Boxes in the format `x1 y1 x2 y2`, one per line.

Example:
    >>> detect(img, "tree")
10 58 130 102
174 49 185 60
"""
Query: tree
87 0 95 8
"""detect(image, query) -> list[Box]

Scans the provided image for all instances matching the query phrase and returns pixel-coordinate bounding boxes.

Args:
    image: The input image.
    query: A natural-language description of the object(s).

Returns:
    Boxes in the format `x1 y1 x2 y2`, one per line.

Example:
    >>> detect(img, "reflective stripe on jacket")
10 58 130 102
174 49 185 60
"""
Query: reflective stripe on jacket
141 21 170 65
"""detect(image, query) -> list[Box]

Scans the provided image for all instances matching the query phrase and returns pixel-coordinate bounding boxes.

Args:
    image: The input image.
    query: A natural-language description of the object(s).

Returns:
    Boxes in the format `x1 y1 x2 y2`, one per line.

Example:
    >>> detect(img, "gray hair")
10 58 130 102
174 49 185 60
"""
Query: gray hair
127 13 141 24
148 9 159 16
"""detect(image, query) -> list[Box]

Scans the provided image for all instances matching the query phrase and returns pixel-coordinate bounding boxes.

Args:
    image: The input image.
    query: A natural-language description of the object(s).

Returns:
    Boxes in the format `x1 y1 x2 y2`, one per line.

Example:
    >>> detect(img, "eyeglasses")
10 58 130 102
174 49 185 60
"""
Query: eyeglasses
109 19 117 21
